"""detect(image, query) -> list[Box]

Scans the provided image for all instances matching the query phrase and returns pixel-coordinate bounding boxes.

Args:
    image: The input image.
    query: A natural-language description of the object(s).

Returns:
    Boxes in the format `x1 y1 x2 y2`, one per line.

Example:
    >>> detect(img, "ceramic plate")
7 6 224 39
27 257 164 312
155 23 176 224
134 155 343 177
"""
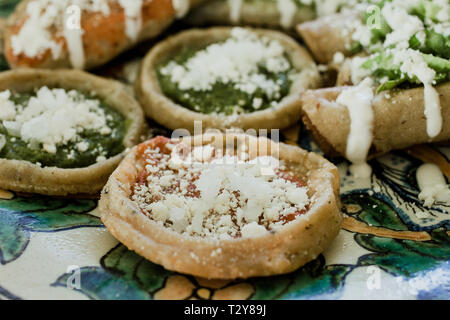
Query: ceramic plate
0 0 448 300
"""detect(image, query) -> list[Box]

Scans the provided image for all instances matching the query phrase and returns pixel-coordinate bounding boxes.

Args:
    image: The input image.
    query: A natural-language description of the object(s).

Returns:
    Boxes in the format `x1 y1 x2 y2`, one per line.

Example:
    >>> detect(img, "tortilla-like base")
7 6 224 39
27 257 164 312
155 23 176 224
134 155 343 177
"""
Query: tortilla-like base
99 133 342 279
0 69 147 196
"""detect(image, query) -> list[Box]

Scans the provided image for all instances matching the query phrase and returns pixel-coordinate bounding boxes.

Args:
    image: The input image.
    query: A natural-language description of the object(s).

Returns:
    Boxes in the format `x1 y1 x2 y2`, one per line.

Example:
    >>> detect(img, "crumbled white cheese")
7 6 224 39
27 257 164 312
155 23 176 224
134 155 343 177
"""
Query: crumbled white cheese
0 91 18 121
433 22 450 37
381 2 424 49
434 0 449 22
96 155 107 162
160 28 292 101
252 97 263 109
76 141 89 152
351 18 373 47
0 86 112 155
241 222 269 238
132 141 310 239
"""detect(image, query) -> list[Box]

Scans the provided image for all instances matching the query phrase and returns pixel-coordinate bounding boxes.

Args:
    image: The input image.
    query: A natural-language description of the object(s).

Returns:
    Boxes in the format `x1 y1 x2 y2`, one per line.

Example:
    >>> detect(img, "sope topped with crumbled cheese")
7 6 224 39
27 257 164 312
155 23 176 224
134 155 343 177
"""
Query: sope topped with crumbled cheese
0 87 126 168
336 77 374 178
157 28 298 115
131 136 310 239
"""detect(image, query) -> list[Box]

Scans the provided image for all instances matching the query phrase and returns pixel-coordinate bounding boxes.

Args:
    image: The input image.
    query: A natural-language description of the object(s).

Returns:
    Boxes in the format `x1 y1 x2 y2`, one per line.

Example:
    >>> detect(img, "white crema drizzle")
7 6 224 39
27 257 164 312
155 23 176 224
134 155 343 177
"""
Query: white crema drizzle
172 0 190 18
336 78 375 178
118 0 144 42
228 0 243 23
416 163 450 207
277 0 297 29
64 5 85 69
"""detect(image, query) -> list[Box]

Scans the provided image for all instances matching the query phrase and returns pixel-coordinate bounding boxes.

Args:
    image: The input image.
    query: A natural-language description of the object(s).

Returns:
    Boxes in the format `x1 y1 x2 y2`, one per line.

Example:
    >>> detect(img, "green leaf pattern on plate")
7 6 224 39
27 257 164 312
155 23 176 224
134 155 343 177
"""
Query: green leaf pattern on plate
0 196 100 264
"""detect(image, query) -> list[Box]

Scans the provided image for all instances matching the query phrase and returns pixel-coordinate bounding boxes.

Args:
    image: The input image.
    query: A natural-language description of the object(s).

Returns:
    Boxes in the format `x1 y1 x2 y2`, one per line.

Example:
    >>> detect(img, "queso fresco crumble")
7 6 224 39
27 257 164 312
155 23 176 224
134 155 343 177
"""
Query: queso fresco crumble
131 137 311 240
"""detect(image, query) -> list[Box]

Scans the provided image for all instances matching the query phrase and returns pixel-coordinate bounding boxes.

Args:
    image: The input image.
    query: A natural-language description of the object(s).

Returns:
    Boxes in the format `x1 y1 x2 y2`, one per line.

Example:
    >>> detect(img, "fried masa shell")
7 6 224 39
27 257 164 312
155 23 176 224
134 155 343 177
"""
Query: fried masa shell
0 69 147 196
99 133 342 279
301 83 450 158
135 27 320 133
4 0 206 70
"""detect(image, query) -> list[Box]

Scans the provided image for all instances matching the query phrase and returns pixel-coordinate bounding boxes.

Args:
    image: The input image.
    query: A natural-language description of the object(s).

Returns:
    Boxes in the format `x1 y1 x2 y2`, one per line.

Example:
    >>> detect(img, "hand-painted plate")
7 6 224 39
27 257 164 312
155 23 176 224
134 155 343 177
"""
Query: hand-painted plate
0 0 448 300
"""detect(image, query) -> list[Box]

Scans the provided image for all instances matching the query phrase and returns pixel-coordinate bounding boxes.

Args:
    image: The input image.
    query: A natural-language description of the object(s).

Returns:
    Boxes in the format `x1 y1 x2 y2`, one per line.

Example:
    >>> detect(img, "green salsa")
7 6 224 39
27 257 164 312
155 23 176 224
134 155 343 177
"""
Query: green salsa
157 46 293 115
0 91 127 168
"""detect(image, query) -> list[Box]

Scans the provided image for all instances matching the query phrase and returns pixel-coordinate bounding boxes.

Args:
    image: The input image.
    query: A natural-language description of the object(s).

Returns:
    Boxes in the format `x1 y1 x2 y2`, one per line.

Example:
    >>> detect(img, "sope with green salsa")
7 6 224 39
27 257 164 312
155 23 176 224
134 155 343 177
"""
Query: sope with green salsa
156 28 299 116
0 87 127 168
